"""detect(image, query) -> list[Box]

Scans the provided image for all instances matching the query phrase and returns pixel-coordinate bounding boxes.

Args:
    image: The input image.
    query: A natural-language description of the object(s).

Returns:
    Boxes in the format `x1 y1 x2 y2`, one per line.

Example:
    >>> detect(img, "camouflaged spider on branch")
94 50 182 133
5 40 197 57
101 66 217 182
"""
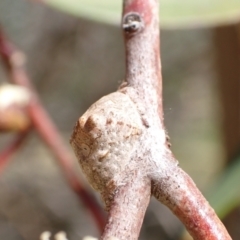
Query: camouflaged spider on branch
70 92 145 205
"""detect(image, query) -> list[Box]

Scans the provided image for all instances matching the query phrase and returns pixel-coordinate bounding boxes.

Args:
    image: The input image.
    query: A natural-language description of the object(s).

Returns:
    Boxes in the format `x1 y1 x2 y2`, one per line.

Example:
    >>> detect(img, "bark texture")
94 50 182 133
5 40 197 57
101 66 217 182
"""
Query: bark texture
70 0 232 239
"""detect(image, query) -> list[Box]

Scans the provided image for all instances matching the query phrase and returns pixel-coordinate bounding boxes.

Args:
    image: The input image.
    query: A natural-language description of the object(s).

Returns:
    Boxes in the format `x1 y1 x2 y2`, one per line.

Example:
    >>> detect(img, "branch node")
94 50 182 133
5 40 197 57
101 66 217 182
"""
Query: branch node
122 12 144 35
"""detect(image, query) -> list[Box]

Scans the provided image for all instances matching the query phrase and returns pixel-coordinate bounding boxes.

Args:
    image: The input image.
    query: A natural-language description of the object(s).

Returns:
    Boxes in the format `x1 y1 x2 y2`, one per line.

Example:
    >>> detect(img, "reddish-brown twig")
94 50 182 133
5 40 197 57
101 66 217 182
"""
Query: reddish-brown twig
0 129 30 173
122 1 231 239
70 0 232 239
0 27 106 232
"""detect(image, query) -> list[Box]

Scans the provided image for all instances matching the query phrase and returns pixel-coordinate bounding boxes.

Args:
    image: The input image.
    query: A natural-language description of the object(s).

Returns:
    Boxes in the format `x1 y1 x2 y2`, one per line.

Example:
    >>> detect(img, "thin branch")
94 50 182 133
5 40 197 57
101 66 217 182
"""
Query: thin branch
152 157 231 240
120 0 232 239
121 0 163 121
0 26 106 232
0 129 30 173
72 0 232 239
101 176 151 240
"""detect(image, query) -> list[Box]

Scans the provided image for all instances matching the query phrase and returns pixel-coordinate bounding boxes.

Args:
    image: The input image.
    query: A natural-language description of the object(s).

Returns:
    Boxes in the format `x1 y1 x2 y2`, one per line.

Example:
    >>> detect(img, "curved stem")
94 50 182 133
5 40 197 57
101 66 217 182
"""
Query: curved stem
0 129 30 173
121 0 232 239
101 177 151 240
152 159 231 240
0 27 106 232
28 99 106 231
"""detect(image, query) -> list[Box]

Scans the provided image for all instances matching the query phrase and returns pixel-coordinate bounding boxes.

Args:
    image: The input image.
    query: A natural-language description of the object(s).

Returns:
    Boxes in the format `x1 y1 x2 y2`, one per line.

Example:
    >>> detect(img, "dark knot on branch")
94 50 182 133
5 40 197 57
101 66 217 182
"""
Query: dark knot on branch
122 12 144 35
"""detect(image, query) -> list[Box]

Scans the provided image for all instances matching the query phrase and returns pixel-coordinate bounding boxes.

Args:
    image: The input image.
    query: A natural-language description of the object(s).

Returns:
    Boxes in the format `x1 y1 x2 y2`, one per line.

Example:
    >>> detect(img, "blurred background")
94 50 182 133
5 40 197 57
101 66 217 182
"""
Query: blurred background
0 0 240 239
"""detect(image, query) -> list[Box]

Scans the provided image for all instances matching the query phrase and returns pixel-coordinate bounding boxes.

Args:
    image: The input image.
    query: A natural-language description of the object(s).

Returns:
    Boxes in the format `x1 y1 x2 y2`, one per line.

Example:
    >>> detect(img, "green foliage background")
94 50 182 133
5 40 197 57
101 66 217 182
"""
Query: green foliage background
45 0 240 28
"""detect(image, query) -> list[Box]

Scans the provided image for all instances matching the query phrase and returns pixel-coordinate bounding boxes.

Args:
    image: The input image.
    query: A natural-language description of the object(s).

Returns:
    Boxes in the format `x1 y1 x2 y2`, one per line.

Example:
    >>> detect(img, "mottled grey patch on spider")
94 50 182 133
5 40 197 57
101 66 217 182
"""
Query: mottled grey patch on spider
122 12 144 35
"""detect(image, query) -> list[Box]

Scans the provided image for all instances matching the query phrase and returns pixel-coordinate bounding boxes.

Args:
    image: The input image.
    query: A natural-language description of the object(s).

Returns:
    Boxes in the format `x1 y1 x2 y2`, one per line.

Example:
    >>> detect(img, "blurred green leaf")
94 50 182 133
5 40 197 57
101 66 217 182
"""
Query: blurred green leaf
44 0 240 28
206 156 240 218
